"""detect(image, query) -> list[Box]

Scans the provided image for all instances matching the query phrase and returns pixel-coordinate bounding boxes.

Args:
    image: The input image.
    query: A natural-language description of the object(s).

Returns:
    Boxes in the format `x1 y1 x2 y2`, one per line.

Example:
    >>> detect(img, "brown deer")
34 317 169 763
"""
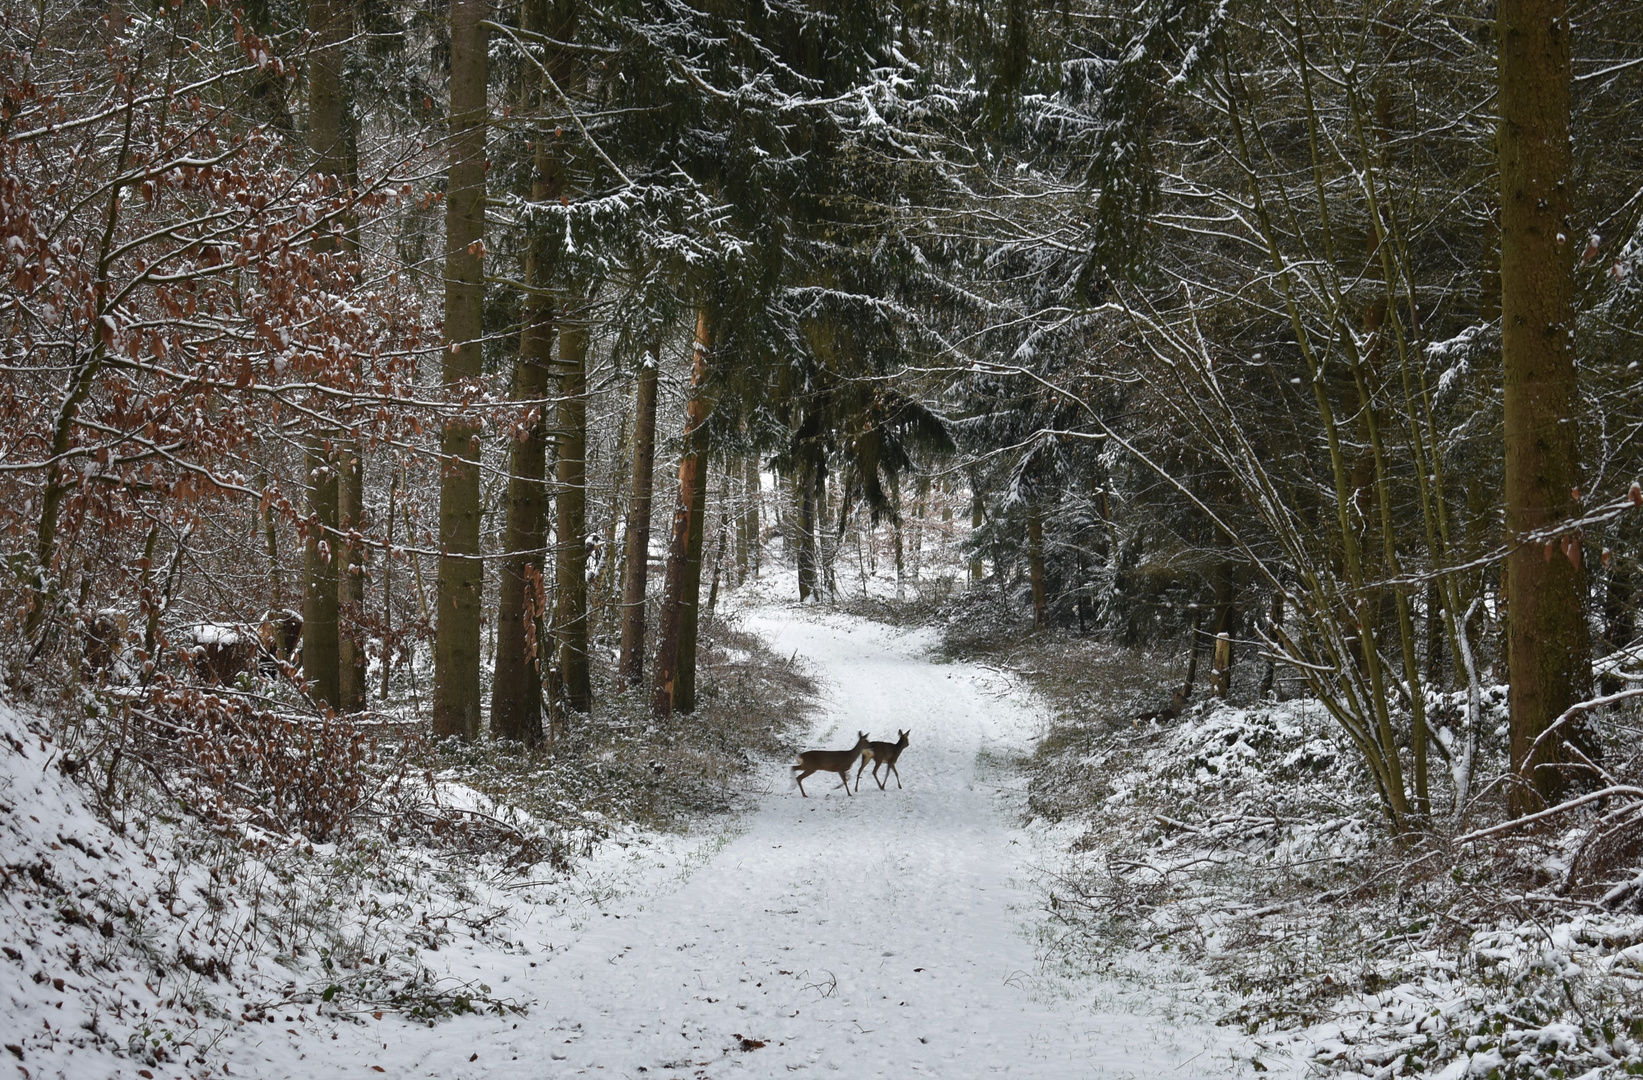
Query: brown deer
792 732 872 796
1136 687 1189 725
856 729 910 791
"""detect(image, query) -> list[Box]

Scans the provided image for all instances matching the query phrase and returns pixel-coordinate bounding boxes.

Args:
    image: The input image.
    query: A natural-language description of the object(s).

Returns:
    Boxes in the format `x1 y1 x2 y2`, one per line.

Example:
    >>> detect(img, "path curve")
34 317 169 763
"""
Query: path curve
229 608 1233 1078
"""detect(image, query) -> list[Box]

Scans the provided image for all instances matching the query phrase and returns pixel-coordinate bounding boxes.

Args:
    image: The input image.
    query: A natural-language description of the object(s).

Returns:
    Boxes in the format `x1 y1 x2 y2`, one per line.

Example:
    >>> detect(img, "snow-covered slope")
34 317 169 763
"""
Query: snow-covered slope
0 702 207 1079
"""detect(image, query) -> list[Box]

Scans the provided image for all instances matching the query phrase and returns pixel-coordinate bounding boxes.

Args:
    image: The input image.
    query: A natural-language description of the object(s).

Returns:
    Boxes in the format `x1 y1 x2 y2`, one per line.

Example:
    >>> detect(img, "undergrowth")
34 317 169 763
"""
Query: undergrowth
0 609 814 1073
930 589 1643 1080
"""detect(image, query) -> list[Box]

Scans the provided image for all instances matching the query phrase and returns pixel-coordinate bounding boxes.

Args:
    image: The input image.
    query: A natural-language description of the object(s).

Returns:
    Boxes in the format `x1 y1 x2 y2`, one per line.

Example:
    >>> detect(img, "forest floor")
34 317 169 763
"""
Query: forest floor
10 577 1643 1079
209 597 1237 1078
1 580 1248 1080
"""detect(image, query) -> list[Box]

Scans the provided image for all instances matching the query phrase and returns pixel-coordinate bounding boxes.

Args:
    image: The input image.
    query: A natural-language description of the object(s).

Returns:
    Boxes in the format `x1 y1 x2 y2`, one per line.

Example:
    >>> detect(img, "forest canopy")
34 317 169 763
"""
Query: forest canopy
3 0 1643 842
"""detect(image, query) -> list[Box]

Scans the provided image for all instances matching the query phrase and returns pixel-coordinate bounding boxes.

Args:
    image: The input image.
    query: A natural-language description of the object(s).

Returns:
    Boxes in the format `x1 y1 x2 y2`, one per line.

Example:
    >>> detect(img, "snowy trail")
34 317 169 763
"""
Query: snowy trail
226 608 1234 1078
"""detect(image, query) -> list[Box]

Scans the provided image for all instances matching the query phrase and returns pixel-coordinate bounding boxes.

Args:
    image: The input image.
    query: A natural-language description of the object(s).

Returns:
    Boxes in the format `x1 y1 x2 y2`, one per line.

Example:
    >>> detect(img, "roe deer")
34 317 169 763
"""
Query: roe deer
792 732 872 796
1136 687 1189 725
857 729 910 791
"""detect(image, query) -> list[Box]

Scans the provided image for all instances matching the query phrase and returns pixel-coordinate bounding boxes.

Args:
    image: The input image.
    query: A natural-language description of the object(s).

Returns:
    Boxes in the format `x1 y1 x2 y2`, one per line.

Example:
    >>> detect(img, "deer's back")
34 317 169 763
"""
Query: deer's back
866 741 902 765
797 748 861 772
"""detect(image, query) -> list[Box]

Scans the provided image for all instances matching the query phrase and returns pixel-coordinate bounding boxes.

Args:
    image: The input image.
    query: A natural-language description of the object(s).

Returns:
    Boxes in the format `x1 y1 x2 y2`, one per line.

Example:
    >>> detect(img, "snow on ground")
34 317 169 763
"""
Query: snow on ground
2 589 1245 1078
214 600 1240 1078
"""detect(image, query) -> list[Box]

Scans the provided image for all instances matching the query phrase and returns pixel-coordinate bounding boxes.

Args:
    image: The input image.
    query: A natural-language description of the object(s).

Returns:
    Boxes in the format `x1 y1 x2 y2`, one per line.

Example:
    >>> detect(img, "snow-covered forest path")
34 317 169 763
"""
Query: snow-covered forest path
227 608 1233 1078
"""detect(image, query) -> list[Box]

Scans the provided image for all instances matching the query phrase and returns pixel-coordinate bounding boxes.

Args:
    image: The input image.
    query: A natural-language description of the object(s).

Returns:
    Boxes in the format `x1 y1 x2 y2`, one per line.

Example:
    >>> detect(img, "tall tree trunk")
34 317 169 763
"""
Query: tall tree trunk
491 32 560 739
555 312 593 714
744 457 762 578
618 349 660 686
257 467 283 610
300 0 349 708
817 467 836 598
490 263 553 743
381 471 395 699
337 445 366 711
651 309 713 720
432 0 488 741
796 464 817 601
673 431 710 713
1027 503 1046 629
303 441 341 708
1260 590 1282 698
707 492 730 611
968 470 985 586
1499 0 1588 814
734 458 752 584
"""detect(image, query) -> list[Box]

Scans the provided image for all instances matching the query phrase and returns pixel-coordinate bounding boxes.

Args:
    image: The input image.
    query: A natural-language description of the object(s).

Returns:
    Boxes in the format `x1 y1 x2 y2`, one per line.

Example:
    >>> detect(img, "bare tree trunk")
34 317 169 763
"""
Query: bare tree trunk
968 470 985 586
707 492 731 612
1499 0 1589 814
734 458 752 584
618 348 659 686
556 312 592 715
796 465 817 601
673 433 710 714
337 444 366 712
382 471 395 700
303 441 340 708
258 467 283 610
432 0 488 741
651 308 713 720
1027 503 1046 629
491 251 553 743
746 457 762 577
301 0 348 710
818 467 836 598
1260 590 1282 698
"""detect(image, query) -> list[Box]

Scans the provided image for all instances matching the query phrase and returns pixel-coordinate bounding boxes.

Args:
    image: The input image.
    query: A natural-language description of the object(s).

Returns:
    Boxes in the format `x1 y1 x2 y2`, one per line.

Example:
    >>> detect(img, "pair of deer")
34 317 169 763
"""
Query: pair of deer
791 730 910 796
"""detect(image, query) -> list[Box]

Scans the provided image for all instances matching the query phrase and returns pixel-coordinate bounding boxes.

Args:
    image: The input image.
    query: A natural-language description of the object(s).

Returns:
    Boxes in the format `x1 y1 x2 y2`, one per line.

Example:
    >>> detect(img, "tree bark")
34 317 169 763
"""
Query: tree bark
302 440 341 709
734 458 752 584
432 0 489 741
673 427 710 713
744 457 762 578
299 0 349 709
1499 0 1588 814
257 467 283 610
491 31 560 740
651 309 713 720
618 348 660 686
1027 503 1046 629
968 470 985 586
555 312 593 714
337 443 366 712
796 465 817 602
491 265 553 744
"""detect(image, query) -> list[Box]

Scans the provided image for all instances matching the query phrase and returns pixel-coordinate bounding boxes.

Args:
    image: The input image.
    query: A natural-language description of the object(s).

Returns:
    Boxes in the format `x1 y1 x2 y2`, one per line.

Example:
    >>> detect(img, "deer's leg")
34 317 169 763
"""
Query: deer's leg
838 769 852 795
856 756 870 788
890 762 901 789
795 769 813 797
